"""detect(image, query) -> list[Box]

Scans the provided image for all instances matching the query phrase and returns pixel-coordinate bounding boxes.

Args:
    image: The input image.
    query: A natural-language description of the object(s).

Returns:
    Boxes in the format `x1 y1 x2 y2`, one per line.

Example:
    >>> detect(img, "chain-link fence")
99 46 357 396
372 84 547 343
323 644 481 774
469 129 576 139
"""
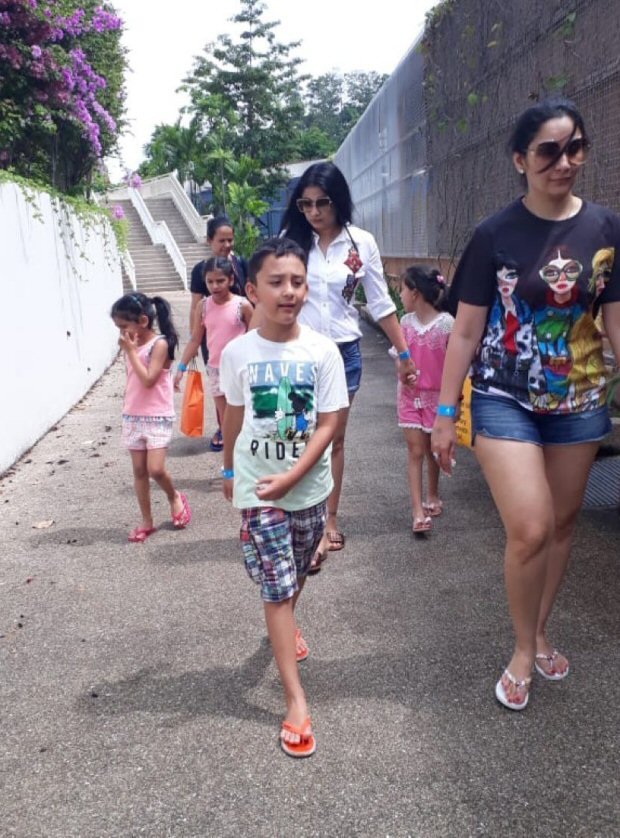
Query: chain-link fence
335 0 620 274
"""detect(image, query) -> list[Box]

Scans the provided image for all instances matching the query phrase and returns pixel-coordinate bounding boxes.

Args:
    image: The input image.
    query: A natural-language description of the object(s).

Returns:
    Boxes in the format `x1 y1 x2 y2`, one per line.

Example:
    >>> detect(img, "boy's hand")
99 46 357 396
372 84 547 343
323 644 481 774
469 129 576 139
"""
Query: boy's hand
255 473 292 501
173 370 183 391
222 476 233 502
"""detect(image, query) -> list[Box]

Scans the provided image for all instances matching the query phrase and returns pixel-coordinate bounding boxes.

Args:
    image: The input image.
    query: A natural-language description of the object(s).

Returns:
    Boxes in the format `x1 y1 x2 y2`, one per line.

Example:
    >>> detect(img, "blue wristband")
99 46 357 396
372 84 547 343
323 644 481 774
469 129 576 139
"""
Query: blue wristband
221 468 234 479
398 349 411 361
437 404 457 418
177 362 188 372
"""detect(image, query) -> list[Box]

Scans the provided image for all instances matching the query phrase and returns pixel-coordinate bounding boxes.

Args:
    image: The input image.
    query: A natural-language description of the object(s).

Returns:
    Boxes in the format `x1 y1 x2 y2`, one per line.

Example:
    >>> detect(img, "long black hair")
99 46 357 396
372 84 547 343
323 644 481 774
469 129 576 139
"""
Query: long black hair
402 265 448 313
279 162 353 254
110 293 179 360
509 96 589 173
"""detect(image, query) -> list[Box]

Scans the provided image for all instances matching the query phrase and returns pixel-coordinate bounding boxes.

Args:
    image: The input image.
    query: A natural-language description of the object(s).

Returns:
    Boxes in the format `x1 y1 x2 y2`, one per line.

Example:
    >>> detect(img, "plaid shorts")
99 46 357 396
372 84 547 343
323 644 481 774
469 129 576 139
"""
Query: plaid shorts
240 501 327 602
121 415 174 450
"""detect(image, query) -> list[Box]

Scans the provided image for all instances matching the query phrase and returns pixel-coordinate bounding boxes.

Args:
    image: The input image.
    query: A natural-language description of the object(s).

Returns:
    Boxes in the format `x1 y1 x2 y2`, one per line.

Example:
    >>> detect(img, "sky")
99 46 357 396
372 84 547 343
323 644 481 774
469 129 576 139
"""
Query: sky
108 0 438 177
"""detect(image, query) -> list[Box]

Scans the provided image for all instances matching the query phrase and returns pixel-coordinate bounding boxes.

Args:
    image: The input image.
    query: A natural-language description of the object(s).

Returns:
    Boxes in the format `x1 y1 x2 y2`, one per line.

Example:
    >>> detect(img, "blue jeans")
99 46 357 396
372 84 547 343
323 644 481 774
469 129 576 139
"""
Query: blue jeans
471 391 611 446
338 339 362 394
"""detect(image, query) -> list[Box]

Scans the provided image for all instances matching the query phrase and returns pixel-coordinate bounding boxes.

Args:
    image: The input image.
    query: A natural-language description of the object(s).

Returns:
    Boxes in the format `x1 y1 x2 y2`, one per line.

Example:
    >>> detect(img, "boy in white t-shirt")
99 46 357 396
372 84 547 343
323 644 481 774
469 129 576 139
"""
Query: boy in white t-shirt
219 238 348 758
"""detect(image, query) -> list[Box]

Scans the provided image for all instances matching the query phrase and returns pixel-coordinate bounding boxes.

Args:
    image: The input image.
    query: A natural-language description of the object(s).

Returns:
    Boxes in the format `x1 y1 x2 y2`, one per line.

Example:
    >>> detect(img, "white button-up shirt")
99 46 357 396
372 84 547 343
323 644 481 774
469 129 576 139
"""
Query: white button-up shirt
298 224 396 343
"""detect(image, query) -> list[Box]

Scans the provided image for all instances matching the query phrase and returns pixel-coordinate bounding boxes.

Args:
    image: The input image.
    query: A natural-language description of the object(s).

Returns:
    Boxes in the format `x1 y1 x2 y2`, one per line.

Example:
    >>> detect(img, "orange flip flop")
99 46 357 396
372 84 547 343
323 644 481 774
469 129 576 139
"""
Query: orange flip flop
280 717 316 758
295 627 309 663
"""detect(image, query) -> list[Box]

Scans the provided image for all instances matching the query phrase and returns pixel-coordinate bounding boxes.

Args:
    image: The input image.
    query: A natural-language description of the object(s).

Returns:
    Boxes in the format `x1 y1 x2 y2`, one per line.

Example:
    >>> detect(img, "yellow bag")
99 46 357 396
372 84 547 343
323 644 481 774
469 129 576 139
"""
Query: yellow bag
455 377 473 448
180 361 204 438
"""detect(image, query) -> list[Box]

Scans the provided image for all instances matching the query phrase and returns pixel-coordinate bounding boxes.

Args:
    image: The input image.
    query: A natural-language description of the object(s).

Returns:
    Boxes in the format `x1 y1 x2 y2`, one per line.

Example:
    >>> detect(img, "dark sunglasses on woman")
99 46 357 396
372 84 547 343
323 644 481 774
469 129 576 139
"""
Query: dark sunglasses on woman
528 137 590 164
296 197 333 212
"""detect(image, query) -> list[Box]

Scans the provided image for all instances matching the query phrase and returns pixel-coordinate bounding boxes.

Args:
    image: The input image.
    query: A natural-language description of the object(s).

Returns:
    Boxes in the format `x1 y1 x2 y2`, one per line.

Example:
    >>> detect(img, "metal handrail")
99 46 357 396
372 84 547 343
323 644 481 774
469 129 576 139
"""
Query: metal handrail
128 189 187 289
138 173 205 242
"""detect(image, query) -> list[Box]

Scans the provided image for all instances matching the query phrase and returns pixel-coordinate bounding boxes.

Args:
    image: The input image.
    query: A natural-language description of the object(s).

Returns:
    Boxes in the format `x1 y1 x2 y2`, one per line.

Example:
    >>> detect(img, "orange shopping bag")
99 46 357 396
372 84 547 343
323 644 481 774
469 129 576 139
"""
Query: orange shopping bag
180 360 204 437
455 376 472 448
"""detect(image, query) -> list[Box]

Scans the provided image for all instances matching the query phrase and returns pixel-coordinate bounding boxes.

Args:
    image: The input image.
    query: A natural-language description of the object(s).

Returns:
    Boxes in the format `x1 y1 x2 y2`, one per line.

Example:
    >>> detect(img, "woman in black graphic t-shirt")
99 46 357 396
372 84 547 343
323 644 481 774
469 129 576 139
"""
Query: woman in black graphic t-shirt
431 98 620 711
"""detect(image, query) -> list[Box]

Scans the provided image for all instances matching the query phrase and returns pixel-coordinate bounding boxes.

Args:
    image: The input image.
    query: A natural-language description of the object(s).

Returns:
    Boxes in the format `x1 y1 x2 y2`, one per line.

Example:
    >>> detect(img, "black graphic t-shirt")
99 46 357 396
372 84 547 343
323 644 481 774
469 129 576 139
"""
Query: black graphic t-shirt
449 199 620 413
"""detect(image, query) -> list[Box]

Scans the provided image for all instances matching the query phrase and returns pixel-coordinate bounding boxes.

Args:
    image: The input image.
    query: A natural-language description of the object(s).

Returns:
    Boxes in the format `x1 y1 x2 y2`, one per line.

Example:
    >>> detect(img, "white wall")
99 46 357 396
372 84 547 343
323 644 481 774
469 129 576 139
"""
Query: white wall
0 182 123 473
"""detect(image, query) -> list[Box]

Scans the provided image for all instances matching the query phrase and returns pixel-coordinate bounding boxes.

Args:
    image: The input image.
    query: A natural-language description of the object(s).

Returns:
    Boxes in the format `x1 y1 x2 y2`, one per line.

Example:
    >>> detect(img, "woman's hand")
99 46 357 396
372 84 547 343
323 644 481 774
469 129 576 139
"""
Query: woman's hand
173 370 184 391
431 415 457 476
397 356 418 386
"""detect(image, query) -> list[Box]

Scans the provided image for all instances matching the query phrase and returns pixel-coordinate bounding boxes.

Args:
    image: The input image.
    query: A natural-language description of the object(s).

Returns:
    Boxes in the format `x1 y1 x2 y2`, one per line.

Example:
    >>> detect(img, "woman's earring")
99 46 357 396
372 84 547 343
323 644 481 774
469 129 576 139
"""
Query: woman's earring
518 168 525 174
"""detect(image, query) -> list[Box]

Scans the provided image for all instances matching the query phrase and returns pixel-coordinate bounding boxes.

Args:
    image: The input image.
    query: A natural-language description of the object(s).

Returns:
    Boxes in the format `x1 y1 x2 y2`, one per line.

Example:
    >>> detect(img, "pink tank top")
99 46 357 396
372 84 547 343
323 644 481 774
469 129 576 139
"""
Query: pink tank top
203 296 246 367
123 336 175 417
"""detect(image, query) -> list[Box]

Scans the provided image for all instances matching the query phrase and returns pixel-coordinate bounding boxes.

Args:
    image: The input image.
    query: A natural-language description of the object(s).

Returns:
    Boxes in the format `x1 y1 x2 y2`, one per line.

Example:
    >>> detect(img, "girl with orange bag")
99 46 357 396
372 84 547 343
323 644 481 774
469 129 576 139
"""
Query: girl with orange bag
175 258 253 450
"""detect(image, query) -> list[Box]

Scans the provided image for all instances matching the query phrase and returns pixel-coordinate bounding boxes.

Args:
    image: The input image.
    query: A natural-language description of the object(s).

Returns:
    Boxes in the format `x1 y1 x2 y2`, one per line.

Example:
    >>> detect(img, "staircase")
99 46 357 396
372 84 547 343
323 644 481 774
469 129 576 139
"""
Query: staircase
144 197 211 286
116 200 184 295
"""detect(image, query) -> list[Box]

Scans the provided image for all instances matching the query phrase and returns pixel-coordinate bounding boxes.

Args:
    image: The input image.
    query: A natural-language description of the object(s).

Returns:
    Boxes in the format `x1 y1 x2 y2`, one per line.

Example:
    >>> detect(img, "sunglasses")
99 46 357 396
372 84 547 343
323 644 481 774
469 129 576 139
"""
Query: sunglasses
296 197 333 212
528 137 589 164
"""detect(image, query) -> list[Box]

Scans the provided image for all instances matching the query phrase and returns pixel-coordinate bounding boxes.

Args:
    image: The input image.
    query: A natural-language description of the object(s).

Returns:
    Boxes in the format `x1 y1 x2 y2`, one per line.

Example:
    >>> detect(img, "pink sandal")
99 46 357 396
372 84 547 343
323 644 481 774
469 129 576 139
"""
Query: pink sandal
413 516 432 534
423 500 443 517
172 493 192 529
128 526 156 543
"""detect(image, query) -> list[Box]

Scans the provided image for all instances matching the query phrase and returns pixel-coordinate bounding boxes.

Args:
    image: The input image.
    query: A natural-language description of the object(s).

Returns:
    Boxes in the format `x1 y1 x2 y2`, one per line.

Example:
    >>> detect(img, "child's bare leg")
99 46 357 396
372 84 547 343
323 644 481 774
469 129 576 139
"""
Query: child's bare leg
130 450 153 528
403 428 426 520
320 401 353 552
425 433 441 505
214 394 226 431
146 448 183 517
264 599 309 740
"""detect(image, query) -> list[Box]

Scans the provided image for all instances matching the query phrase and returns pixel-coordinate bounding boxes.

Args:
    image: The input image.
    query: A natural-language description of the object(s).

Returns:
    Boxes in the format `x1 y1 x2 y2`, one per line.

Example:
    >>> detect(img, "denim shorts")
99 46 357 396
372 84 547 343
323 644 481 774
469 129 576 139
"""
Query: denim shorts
471 391 612 447
240 501 326 602
338 339 362 394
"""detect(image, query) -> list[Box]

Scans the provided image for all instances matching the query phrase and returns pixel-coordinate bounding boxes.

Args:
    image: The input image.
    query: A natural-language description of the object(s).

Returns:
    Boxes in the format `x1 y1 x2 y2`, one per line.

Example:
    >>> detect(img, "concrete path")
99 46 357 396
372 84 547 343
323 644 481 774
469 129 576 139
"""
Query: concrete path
1 292 619 837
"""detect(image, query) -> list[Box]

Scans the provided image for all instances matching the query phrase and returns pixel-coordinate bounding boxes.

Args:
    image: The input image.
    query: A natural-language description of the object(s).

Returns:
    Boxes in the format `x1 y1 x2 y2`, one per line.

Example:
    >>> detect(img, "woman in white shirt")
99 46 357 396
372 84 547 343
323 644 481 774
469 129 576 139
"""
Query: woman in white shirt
280 162 416 569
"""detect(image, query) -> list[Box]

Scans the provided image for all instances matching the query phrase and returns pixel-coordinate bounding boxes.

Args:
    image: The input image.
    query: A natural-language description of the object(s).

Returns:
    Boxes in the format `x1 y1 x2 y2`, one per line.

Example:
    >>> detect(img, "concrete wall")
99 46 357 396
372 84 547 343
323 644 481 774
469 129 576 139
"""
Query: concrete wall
0 181 122 474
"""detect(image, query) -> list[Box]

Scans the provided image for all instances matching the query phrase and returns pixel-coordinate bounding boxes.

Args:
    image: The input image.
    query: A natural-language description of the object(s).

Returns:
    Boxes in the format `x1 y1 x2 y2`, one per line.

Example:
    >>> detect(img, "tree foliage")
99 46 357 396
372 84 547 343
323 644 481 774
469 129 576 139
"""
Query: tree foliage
180 0 305 198
137 0 387 241
302 71 387 154
0 0 127 194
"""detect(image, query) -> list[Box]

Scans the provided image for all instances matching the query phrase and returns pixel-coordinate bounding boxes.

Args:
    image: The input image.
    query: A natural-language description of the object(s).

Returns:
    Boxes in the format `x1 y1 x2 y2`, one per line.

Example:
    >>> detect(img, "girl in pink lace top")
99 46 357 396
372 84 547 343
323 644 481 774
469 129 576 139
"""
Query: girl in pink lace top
394 267 453 534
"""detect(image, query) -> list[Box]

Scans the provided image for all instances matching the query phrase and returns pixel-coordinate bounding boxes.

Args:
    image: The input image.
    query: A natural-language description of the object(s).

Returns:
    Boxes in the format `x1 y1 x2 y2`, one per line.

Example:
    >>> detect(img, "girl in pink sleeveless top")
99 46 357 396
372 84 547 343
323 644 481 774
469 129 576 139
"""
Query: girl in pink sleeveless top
175 258 253 451
111 293 191 543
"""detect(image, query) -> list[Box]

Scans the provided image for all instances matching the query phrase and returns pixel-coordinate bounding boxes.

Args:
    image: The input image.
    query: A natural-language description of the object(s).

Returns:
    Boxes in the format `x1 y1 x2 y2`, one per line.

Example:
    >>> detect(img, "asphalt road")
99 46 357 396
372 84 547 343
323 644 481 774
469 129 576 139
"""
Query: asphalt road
1 292 619 838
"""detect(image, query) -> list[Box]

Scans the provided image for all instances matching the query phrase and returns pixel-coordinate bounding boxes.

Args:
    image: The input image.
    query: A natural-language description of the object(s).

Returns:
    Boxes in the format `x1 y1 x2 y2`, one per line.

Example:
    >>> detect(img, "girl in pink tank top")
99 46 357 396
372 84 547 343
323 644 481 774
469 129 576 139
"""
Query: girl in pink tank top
111 293 191 543
175 258 253 452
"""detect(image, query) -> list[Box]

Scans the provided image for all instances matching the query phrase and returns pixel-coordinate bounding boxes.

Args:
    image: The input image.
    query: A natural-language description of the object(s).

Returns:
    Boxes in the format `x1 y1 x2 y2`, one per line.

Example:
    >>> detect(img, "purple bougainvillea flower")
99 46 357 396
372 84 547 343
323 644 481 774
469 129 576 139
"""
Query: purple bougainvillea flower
112 205 125 220
31 45 42 58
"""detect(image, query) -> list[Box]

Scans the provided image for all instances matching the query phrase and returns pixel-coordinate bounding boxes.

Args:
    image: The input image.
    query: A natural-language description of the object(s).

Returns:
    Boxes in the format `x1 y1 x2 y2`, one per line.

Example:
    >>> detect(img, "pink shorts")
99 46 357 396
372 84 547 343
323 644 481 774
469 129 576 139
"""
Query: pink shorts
206 364 223 398
398 387 439 433
121 415 174 450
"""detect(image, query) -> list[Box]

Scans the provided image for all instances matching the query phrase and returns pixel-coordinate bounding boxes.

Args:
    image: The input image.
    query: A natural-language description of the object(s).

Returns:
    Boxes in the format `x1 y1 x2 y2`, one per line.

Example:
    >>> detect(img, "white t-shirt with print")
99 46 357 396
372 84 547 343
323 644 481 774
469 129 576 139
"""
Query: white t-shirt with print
219 326 349 511
299 224 396 343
